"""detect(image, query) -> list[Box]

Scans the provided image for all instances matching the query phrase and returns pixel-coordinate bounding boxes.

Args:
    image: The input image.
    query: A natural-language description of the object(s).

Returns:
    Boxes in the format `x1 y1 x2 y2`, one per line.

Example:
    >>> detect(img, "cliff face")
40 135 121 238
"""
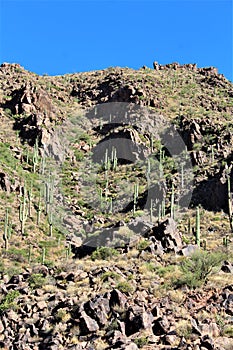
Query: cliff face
0 62 232 350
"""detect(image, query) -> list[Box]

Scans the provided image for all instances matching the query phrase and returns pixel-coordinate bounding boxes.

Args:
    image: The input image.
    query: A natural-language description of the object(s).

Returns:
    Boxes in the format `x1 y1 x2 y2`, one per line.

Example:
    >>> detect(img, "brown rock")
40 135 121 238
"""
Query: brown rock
153 316 170 335
109 289 128 309
79 311 99 334
126 305 154 336
37 300 47 310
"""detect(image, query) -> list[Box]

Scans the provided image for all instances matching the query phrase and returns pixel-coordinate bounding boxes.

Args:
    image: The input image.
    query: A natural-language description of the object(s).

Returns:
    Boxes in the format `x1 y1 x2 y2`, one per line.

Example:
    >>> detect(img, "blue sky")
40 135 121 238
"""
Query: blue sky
0 0 232 81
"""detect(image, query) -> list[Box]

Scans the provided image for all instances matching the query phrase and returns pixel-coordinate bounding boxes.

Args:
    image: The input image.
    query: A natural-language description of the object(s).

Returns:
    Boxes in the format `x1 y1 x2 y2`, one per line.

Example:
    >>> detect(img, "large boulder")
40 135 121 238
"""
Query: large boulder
151 218 183 253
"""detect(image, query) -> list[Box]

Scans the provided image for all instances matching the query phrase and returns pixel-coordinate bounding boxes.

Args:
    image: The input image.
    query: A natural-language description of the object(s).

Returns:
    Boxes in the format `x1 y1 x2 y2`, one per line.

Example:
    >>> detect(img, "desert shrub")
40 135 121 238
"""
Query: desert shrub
55 308 71 322
155 264 176 277
176 320 192 339
91 247 119 260
101 271 121 282
143 262 157 272
0 290 20 313
106 319 119 332
137 239 150 252
134 337 149 348
223 325 233 337
116 281 134 294
6 247 28 263
28 273 47 289
174 250 226 289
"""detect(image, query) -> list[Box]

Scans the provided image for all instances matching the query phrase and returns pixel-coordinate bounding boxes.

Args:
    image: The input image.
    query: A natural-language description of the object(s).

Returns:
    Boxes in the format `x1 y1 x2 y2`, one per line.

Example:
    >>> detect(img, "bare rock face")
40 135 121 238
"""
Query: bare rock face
192 165 232 211
92 126 149 164
2 81 63 146
6 81 56 119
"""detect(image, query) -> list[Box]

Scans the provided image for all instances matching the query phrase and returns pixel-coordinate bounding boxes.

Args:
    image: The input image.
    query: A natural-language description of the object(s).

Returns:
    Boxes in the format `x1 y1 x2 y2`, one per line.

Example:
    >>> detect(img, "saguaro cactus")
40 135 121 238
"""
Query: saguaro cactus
48 210 53 237
44 174 54 215
159 147 164 180
3 208 9 250
28 181 33 217
19 184 28 235
223 235 229 248
170 182 175 219
133 182 139 214
36 189 42 225
195 206 201 247
41 247 46 264
150 198 153 223
33 137 39 173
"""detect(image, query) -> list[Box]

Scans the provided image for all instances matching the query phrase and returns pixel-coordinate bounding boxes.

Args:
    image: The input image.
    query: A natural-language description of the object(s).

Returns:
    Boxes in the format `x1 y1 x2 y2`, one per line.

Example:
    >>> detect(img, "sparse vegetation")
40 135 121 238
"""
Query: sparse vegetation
0 290 20 313
91 247 119 260
174 250 226 288
0 62 232 349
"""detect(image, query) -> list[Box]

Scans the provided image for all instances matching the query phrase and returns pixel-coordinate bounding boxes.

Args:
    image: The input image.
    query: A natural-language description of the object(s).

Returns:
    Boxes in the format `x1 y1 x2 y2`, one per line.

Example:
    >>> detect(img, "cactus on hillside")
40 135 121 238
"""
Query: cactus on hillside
48 210 53 237
33 137 39 173
195 206 201 247
133 181 139 214
19 183 28 235
170 182 175 219
3 208 9 251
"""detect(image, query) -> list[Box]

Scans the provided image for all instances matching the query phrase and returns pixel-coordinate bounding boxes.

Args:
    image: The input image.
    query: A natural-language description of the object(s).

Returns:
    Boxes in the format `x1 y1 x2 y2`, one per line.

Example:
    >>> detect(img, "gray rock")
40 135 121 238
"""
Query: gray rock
79 311 99 334
181 244 199 256
221 261 233 274
200 335 214 350
152 218 182 252
126 306 154 336
153 316 170 335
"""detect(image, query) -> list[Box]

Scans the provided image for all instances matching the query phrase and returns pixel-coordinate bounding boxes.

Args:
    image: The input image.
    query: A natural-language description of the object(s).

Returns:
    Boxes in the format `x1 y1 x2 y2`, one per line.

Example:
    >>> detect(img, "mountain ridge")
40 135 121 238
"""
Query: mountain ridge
0 61 232 350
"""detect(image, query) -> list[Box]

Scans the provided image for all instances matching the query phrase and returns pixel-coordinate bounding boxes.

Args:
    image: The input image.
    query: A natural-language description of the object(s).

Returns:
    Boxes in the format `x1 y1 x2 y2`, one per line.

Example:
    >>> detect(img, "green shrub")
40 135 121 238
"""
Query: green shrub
91 247 119 260
174 250 226 289
0 290 20 313
101 271 121 282
55 308 71 322
106 319 120 332
223 325 233 337
6 247 28 263
28 273 47 289
116 281 134 294
134 337 149 348
155 264 176 277
137 239 150 252
143 262 157 272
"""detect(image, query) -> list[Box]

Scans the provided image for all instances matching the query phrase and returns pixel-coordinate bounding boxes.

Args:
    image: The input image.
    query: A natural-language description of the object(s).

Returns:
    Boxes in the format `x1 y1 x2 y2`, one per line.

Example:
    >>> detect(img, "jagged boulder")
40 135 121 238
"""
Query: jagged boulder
151 218 183 253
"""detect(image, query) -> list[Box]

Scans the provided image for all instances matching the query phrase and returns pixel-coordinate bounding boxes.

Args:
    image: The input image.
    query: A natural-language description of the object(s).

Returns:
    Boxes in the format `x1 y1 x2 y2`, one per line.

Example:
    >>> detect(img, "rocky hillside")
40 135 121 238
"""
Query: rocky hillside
0 62 232 350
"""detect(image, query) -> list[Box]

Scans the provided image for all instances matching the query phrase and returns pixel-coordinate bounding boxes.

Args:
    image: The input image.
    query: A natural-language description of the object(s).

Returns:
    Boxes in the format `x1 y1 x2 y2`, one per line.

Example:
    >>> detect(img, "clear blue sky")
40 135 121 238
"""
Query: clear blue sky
0 0 232 81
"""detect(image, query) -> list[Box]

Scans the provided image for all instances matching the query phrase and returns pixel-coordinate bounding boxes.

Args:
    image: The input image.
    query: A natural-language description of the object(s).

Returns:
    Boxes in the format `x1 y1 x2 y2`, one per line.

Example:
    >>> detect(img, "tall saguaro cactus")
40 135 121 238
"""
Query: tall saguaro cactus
3 208 9 251
37 188 42 225
44 174 54 215
19 183 28 235
48 210 53 237
170 182 175 219
28 181 33 217
133 181 139 214
195 206 201 247
33 137 39 173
